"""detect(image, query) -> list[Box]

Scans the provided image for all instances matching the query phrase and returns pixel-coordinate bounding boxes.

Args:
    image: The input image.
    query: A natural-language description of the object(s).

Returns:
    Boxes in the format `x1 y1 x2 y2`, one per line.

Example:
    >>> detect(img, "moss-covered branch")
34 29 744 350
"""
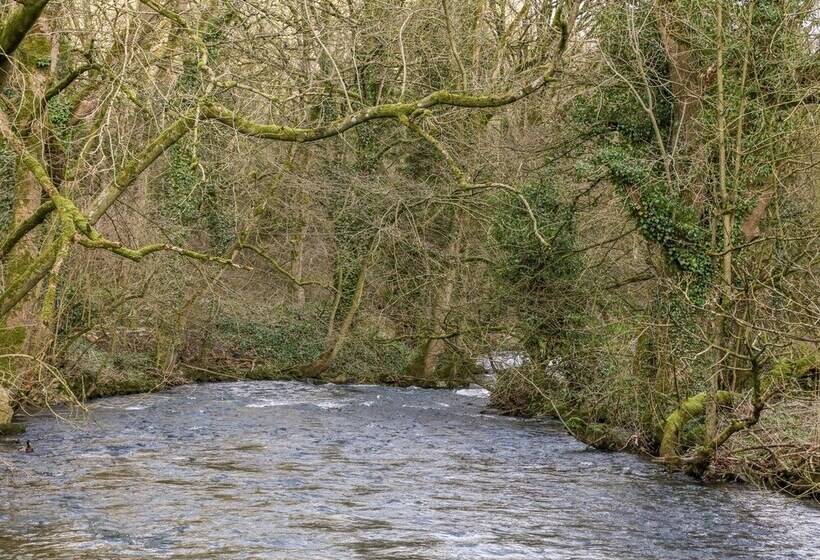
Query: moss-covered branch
0 0 51 84
239 243 333 291
84 68 566 228
44 62 94 101
200 77 562 143
85 116 195 223
660 390 734 460
80 2 582 227
0 238 59 318
663 353 819 468
0 200 55 259
75 235 252 269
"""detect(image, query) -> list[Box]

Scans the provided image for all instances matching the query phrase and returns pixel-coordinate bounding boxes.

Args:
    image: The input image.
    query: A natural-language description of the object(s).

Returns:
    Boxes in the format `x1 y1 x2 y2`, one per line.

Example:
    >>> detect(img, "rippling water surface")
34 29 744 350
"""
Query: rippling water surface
1 380 818 559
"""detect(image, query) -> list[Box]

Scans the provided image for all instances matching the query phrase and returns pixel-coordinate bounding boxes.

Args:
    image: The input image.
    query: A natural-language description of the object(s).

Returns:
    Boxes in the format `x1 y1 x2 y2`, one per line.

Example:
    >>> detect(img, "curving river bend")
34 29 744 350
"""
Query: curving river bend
1 380 819 559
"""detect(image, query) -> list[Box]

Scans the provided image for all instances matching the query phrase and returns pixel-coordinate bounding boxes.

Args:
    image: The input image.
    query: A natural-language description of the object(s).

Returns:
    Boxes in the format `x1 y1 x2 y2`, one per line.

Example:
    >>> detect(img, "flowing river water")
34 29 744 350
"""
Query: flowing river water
1 380 818 559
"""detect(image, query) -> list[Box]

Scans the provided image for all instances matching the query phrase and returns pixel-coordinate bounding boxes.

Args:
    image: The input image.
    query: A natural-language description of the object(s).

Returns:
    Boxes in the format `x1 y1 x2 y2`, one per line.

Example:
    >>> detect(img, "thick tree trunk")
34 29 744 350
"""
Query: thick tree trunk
1 21 53 402
660 390 733 461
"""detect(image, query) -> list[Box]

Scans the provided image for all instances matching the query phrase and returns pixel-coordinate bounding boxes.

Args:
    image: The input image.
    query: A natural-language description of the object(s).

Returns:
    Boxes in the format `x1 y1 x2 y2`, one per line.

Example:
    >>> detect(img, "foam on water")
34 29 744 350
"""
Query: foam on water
456 387 491 398
246 400 304 408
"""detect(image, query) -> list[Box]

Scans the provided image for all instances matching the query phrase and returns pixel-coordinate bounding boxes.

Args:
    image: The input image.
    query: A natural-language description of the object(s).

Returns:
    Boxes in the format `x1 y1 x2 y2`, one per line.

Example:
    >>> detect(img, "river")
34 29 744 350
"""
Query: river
1 380 818 559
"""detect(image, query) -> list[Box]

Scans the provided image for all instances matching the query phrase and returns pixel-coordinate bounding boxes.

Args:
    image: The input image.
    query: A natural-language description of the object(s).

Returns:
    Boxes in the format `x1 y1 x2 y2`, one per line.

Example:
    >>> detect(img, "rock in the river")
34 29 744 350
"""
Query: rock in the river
0 386 13 425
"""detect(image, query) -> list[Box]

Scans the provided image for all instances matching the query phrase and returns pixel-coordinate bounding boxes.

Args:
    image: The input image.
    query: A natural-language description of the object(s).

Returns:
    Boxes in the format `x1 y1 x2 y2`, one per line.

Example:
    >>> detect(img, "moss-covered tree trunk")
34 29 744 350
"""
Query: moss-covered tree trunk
1 19 54 409
660 390 734 461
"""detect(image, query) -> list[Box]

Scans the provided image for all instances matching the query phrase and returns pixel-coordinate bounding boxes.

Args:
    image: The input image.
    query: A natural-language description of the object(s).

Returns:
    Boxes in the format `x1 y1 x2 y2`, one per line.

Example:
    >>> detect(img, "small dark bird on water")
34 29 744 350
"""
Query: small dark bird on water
23 440 33 453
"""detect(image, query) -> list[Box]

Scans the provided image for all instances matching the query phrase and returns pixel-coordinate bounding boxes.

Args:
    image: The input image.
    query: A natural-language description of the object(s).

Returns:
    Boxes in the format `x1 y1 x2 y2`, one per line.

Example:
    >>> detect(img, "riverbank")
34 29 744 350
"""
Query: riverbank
3 344 817 503
6 336 481 415
489 363 820 502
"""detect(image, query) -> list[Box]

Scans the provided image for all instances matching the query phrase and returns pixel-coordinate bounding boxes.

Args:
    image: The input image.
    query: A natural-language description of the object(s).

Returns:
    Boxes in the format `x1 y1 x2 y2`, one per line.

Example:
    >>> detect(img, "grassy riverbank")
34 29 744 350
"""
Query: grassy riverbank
490 362 820 501
47 311 479 406
5 304 817 502
4 336 817 503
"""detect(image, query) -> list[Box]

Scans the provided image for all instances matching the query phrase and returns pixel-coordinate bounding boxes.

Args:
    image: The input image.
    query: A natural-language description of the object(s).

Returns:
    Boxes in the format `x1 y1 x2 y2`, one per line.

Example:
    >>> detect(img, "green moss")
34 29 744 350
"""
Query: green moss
660 390 734 459
0 325 27 353
0 142 14 234
0 324 27 379
0 422 25 435
770 352 819 378
15 33 51 69
765 352 820 392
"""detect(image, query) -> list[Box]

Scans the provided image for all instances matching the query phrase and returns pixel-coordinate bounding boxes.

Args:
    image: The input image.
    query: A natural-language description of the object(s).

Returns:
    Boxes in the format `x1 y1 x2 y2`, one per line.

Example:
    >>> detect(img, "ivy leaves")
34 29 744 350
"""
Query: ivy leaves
593 145 712 297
